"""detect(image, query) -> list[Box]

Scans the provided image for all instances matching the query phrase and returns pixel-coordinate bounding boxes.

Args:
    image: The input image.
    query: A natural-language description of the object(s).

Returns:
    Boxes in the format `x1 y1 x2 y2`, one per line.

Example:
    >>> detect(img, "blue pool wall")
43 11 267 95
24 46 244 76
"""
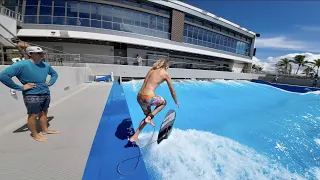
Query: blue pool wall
82 79 149 180
251 79 320 93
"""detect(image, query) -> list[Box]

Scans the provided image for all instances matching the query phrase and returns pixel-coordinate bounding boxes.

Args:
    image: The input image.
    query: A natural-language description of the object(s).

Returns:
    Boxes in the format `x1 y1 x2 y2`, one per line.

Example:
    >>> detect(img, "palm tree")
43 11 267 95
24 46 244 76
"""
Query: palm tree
302 65 315 77
291 55 308 74
251 64 263 73
308 59 320 75
276 58 292 74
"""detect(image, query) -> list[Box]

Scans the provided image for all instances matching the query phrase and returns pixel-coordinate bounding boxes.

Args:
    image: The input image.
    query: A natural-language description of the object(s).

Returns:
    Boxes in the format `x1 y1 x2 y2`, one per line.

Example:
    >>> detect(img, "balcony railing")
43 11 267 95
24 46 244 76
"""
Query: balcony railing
183 36 250 57
2 52 233 72
0 5 23 22
82 54 233 72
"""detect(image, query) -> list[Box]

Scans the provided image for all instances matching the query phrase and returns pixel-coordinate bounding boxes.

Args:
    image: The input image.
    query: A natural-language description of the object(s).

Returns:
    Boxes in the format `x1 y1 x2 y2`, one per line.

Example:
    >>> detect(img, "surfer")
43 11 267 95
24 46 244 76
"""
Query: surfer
129 58 180 144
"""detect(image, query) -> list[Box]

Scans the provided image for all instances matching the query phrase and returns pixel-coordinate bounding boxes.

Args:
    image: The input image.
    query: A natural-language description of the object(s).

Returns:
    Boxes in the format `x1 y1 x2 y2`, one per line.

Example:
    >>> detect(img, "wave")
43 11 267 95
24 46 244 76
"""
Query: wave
315 138 320 146
302 90 320 95
138 129 309 180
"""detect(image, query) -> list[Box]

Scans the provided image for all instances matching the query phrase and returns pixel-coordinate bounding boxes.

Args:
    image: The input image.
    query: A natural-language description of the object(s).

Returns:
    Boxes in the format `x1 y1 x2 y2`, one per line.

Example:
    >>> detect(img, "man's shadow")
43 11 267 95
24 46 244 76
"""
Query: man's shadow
13 116 54 134
115 118 139 148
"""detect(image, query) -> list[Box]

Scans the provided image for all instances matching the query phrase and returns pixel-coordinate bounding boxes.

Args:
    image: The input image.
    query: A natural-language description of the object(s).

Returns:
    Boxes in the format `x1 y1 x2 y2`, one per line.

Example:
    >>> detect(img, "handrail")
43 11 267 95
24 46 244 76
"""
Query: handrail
0 5 23 22
3 52 233 71
23 16 171 39
183 36 250 57
82 54 233 71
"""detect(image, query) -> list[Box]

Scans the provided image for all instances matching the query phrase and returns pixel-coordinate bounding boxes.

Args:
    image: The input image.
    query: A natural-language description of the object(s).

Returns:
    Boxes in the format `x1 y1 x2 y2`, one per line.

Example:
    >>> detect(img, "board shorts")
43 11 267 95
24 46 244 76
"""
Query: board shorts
23 94 51 114
137 93 166 115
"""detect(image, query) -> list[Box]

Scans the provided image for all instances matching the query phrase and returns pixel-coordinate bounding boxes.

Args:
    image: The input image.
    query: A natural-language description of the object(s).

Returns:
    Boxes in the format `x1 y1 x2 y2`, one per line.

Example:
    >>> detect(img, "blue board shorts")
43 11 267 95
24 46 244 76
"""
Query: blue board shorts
23 94 51 114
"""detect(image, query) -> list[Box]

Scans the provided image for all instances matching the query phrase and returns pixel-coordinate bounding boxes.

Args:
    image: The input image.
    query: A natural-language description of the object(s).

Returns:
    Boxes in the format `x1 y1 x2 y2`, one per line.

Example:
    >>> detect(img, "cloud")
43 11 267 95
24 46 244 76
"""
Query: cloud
255 36 306 50
255 36 320 53
296 25 320 32
266 53 320 64
253 52 320 74
252 56 276 72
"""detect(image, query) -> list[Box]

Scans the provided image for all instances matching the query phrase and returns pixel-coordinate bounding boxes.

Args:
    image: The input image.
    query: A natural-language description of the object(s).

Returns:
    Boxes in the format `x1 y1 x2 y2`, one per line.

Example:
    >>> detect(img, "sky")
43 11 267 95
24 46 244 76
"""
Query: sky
182 0 320 72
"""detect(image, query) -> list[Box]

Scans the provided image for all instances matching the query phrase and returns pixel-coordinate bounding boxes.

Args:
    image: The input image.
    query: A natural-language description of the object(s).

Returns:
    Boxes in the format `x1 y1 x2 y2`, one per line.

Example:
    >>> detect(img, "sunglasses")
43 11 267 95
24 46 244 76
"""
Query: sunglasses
30 52 44 55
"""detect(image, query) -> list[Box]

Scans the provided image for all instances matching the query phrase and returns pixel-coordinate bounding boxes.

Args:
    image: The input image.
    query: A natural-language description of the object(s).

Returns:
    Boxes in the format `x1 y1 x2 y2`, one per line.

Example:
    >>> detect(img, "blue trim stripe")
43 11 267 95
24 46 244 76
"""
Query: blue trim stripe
82 81 150 180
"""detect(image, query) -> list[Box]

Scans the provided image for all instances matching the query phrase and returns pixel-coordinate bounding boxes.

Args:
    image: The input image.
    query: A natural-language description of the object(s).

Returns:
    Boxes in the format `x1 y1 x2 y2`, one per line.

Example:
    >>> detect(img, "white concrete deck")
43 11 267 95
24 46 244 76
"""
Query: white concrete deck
0 83 112 180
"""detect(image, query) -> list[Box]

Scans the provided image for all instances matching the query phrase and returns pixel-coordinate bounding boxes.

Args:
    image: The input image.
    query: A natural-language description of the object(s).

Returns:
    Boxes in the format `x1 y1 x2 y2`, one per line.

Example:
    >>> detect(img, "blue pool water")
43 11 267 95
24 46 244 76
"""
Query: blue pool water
122 79 320 180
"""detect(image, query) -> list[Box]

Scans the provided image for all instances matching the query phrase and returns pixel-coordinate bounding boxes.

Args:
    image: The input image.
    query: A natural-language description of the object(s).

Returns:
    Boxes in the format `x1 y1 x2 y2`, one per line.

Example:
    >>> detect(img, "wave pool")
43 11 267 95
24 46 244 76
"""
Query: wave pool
122 79 320 180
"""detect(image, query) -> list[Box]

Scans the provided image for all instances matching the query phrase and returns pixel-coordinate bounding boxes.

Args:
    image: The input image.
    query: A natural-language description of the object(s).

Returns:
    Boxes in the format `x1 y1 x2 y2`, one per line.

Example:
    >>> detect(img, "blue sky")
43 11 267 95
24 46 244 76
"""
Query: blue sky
183 0 320 69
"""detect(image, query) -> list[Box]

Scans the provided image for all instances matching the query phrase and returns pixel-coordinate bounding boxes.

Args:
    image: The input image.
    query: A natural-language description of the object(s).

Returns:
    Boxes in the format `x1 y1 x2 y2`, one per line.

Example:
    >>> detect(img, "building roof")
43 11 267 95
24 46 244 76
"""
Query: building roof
150 0 258 38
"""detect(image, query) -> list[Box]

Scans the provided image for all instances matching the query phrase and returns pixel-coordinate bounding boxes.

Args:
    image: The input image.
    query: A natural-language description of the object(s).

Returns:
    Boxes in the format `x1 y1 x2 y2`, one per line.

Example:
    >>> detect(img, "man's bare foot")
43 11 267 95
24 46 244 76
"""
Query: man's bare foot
33 135 48 142
144 116 155 127
129 136 138 145
42 129 60 135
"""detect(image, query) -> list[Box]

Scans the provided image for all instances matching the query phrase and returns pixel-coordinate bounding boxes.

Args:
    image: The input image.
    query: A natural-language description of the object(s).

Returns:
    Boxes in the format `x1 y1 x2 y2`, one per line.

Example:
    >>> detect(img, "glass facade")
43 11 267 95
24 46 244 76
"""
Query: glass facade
183 24 251 56
23 0 170 39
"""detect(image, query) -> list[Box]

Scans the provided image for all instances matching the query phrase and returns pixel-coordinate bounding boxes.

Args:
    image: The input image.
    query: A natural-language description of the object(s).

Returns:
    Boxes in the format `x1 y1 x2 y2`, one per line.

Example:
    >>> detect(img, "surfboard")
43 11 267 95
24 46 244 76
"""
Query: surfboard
157 109 176 144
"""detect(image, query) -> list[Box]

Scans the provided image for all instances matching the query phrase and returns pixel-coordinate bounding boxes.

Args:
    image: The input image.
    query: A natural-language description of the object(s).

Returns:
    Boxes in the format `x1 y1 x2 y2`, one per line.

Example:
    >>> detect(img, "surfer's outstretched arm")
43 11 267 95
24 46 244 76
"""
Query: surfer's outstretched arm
164 73 179 108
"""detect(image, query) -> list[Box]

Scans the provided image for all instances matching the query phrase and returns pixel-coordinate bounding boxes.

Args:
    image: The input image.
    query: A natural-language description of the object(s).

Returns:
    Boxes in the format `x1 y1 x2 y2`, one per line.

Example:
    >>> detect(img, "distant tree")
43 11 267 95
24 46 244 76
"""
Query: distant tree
307 59 320 76
302 65 315 77
276 58 292 74
252 64 263 73
291 55 308 74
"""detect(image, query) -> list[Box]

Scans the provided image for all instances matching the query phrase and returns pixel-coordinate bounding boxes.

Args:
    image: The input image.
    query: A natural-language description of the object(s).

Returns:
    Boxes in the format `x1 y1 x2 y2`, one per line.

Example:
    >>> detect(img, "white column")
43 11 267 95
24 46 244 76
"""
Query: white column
250 37 256 58
1 43 4 65
111 72 114 82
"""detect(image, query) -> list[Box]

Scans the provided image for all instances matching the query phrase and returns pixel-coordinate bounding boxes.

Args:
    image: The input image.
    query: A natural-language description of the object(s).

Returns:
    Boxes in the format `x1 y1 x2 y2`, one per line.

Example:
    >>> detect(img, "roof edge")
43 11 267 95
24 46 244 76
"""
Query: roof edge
149 0 257 37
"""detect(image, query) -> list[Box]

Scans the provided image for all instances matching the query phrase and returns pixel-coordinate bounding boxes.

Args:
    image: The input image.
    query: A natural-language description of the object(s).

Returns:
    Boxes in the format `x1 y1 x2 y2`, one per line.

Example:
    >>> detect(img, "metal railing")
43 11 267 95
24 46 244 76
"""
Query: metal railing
2 52 232 72
1 52 81 67
82 54 233 72
23 16 171 40
183 36 250 57
0 5 23 22
263 72 316 79
45 53 81 67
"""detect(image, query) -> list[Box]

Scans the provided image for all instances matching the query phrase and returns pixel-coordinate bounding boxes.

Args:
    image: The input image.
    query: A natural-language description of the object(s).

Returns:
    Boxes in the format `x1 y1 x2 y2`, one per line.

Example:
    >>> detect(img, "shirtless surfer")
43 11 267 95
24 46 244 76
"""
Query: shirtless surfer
129 58 180 144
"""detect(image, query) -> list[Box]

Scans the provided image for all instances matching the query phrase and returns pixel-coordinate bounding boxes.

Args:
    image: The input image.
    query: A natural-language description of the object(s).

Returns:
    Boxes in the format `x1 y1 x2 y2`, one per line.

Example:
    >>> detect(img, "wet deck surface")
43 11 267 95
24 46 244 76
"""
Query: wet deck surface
0 83 112 180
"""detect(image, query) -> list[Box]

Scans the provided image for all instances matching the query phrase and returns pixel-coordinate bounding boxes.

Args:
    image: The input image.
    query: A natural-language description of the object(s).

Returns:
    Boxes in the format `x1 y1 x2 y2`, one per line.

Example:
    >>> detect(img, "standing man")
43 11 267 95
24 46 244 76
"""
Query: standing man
129 58 179 145
137 54 142 66
0 46 59 142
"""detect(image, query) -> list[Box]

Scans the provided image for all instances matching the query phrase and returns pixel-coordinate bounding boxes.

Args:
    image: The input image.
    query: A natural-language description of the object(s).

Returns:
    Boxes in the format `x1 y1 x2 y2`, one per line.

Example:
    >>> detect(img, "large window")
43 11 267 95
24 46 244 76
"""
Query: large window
183 24 251 56
23 0 170 39
185 15 252 45
39 0 52 24
24 0 38 23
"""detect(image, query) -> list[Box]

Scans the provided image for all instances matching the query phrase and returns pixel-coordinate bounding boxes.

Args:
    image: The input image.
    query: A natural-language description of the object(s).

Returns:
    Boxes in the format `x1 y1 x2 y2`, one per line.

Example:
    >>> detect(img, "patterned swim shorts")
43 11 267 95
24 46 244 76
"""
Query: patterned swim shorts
137 93 166 115
23 94 51 114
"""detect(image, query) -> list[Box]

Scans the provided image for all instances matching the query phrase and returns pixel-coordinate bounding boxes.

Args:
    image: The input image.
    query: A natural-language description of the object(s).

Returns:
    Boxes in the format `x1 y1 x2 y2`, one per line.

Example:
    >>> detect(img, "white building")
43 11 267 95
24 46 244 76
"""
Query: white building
1 0 260 73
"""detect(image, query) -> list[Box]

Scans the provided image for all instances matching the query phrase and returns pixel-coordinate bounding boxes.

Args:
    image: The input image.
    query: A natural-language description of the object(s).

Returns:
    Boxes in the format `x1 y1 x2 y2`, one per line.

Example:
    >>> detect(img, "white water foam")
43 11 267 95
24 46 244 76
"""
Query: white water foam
212 79 246 86
308 167 320 180
303 90 320 95
138 129 306 180
123 79 143 92
315 138 320 146
124 79 320 96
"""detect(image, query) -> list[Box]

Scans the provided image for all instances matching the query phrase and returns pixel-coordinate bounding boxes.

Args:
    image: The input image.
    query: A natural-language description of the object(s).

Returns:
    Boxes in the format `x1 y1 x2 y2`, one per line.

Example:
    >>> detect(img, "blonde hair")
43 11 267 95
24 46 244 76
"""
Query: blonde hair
151 58 168 70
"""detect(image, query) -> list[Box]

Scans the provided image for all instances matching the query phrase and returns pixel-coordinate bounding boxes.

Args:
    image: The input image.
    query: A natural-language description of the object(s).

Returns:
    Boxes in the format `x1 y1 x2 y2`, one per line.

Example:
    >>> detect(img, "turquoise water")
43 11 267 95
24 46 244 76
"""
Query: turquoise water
122 79 320 180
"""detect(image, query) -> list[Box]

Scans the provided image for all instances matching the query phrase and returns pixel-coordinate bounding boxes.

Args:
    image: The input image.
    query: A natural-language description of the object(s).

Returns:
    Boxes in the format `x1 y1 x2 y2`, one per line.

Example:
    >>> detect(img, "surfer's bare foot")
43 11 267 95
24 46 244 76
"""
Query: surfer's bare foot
42 129 60 135
129 136 138 145
33 135 48 142
144 116 155 127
